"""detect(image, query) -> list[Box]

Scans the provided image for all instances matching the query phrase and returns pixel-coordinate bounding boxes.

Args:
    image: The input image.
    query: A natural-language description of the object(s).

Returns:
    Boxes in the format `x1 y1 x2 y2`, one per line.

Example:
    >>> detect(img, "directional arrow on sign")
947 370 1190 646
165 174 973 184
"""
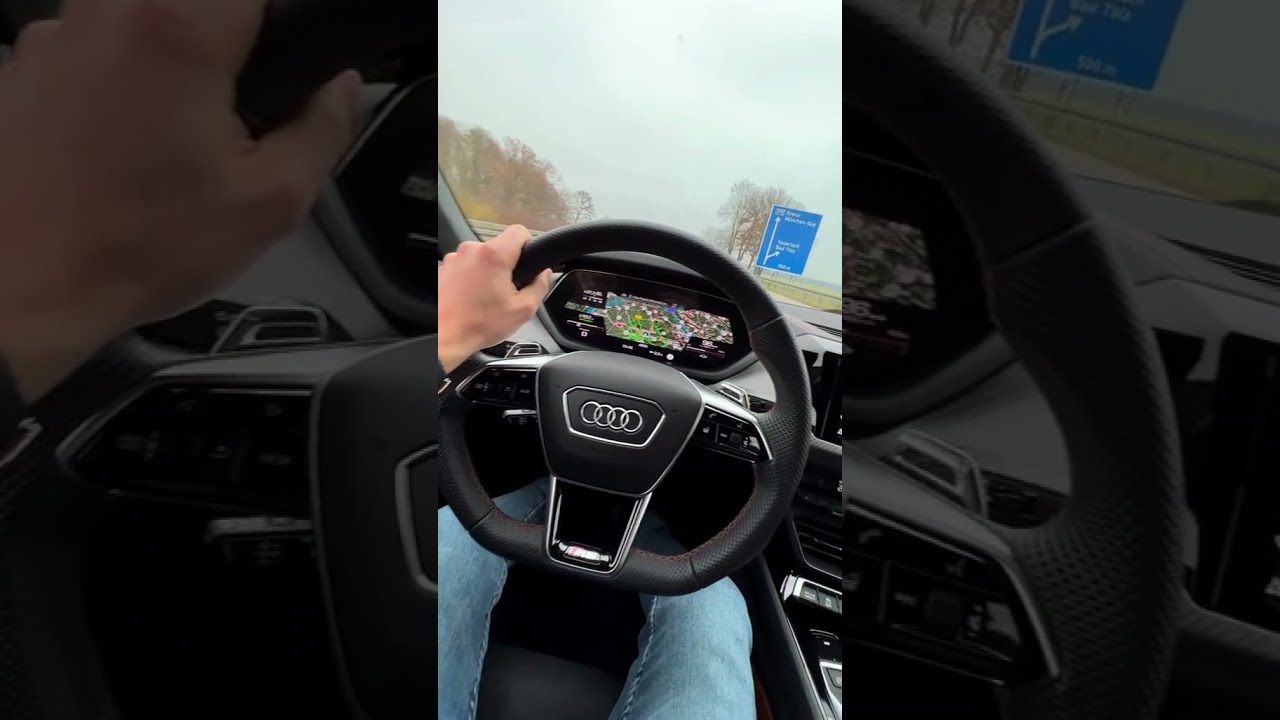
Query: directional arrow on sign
1031 0 1084 59
764 215 782 261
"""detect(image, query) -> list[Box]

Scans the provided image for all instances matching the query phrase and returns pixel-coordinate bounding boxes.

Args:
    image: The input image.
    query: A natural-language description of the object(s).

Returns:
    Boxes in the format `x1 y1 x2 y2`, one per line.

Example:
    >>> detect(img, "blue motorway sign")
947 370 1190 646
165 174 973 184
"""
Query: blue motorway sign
1007 0 1186 90
753 205 822 275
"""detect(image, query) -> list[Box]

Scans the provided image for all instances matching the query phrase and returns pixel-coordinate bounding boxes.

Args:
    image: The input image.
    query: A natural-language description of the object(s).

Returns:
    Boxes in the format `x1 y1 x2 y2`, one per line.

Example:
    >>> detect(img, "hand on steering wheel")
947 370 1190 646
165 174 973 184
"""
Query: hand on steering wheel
437 225 553 373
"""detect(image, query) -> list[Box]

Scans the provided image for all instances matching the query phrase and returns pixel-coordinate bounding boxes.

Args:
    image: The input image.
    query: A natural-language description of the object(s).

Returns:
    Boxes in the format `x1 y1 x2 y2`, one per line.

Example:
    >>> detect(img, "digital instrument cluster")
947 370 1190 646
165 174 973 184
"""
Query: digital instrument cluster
544 270 751 371
842 147 992 395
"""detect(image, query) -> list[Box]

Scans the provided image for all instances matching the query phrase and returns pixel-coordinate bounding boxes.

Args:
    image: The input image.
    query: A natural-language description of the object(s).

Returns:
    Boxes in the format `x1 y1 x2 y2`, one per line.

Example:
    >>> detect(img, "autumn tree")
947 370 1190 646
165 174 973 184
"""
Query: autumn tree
567 190 597 223
436 116 595 231
438 117 465 187
737 186 805 266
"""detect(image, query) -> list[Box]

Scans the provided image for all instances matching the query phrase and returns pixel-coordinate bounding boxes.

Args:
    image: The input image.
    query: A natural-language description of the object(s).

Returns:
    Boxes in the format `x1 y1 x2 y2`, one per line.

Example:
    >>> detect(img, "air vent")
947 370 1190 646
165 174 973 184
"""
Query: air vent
795 516 842 573
210 305 344 354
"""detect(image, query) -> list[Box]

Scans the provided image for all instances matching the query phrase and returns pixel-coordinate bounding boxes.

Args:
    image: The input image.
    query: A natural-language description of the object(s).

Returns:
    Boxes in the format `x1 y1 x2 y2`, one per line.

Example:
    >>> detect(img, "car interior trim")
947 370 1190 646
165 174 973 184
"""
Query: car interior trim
818 659 843 719
393 445 439 595
845 500 1061 679
696 384 775 462
785 516 841 583
778 585 838 720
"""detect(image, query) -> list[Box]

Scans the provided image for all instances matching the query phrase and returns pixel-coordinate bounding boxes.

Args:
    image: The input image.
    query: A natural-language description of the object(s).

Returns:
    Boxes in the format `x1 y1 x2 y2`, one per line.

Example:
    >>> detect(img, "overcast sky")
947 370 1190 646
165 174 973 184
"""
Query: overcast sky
438 0 842 286
1158 0 1280 123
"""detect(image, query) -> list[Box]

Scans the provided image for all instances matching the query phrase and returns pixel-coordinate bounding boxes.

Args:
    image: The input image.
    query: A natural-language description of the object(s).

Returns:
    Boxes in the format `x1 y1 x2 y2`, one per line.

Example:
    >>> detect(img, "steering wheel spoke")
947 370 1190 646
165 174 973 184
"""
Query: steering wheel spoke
842 449 1057 687
456 354 554 409
60 339 441 715
688 383 772 464
58 344 372 514
543 476 653 574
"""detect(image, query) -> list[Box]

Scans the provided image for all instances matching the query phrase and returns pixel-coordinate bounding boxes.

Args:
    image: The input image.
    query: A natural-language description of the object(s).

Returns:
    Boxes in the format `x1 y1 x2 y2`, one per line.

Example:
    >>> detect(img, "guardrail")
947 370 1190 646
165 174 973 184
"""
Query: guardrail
467 219 545 241
1012 97 1280 209
757 278 840 311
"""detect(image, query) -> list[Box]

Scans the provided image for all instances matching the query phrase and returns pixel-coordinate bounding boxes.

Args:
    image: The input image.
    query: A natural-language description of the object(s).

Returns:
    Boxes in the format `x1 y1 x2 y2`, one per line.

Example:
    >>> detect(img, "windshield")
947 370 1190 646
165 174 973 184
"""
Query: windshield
438 0 842 312
884 0 1280 217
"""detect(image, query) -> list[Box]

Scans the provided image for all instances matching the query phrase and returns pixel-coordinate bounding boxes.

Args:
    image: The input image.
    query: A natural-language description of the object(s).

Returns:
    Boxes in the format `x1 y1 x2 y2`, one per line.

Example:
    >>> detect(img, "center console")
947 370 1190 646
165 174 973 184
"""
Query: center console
1195 334 1280 628
770 436 844 718
781 574 845 720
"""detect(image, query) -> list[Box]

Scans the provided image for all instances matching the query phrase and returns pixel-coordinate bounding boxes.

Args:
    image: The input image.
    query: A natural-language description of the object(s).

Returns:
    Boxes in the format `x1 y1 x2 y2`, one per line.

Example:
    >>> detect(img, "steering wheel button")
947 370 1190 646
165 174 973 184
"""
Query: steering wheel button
844 552 883 619
900 537 1002 593
695 421 716 442
957 600 1023 660
922 587 968 639
715 425 733 446
885 567 930 630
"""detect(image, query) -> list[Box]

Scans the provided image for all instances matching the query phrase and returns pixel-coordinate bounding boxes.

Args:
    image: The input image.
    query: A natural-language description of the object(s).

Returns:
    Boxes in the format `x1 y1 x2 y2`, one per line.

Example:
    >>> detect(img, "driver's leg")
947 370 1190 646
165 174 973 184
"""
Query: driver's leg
437 479 549 719
609 513 756 720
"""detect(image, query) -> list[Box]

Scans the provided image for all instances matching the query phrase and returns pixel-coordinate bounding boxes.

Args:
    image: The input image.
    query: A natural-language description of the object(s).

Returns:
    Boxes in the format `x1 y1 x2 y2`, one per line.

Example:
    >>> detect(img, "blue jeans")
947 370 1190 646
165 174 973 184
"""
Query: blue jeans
437 478 755 719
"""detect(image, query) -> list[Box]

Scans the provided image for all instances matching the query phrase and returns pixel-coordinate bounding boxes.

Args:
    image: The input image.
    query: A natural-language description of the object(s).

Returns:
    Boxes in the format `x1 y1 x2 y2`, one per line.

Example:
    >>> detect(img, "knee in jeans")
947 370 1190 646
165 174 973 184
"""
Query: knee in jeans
661 577 752 649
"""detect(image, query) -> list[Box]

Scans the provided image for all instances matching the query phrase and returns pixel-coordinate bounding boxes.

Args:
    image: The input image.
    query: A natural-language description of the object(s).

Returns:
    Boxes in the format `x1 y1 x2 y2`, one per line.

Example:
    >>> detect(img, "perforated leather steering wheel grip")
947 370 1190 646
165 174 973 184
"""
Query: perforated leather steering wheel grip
845 3 1183 718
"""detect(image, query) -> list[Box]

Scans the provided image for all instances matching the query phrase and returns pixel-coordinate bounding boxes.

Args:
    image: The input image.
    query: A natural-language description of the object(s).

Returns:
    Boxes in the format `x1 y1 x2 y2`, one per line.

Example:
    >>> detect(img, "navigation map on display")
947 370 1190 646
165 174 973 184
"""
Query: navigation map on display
603 293 733 351
842 209 936 310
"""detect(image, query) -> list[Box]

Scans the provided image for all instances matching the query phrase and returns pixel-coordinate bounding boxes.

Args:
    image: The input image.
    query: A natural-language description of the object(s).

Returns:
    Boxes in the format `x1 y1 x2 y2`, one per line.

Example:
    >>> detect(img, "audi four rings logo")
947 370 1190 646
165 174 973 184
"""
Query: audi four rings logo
579 401 645 434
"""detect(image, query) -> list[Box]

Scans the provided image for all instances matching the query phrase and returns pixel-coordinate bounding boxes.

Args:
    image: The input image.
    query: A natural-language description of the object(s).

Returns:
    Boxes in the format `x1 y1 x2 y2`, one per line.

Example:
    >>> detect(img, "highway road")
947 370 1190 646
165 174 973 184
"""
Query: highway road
1049 143 1199 199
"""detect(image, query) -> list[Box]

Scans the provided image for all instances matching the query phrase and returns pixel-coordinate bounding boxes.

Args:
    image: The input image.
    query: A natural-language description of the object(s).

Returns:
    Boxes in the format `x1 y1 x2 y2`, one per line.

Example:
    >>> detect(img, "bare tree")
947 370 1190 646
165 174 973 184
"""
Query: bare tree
919 0 940 26
566 190 596 223
951 0 988 47
715 180 758 259
702 225 732 254
981 0 1021 73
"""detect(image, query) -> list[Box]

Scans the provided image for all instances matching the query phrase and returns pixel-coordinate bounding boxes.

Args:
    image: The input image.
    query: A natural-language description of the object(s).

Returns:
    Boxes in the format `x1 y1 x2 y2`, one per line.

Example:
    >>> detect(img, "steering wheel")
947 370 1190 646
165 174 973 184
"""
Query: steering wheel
844 3 1184 718
438 221 813 594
